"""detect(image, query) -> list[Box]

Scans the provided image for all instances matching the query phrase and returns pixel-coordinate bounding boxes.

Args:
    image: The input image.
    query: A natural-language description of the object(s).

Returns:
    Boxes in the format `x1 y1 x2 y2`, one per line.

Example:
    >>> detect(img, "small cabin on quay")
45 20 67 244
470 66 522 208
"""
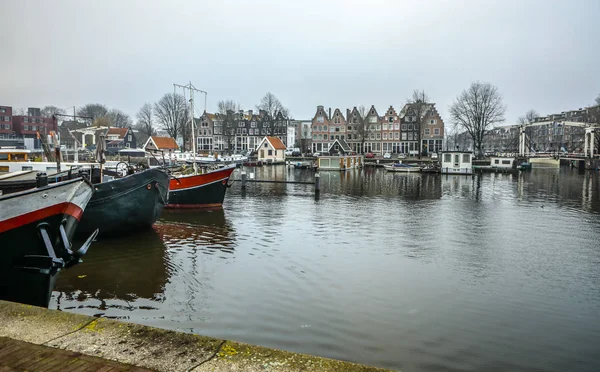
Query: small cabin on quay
440 151 473 174
256 136 286 164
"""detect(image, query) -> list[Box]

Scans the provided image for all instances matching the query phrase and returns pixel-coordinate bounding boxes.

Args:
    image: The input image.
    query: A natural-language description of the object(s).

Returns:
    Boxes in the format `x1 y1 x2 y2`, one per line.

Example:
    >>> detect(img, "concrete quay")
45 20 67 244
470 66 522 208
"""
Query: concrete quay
0 300 393 372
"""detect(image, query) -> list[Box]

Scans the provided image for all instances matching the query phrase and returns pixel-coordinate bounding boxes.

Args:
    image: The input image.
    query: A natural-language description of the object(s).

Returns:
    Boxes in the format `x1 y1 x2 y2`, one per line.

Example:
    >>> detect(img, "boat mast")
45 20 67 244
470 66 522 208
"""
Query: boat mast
173 82 207 175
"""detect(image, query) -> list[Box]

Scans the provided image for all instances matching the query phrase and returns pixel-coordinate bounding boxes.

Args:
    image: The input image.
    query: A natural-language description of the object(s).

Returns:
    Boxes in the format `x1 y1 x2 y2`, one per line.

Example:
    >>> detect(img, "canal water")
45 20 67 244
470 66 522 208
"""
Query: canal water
51 166 600 372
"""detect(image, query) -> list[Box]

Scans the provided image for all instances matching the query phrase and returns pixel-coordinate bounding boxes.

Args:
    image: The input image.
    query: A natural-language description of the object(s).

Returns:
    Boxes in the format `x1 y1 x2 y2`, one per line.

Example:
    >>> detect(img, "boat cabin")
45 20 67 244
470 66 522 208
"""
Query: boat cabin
316 154 362 171
440 151 473 175
490 157 516 169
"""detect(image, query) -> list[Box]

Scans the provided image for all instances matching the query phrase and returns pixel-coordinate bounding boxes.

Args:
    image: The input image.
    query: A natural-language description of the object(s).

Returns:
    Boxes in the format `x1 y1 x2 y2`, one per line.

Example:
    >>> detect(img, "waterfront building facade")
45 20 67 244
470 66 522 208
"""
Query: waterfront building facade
310 103 445 155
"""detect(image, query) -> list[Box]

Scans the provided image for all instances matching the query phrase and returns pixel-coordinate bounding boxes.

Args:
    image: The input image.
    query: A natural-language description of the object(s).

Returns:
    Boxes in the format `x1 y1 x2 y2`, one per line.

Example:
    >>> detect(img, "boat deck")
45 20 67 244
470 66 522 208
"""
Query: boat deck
0 337 151 371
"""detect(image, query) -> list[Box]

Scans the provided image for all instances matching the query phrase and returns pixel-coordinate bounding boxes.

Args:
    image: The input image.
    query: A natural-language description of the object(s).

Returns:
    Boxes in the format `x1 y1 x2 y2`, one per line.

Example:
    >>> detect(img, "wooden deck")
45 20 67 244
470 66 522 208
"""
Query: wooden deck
0 337 153 372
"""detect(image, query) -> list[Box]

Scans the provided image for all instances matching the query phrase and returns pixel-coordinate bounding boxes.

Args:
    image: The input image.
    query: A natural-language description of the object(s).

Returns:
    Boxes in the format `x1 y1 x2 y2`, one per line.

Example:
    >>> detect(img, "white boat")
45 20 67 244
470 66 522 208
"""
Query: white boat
384 163 422 173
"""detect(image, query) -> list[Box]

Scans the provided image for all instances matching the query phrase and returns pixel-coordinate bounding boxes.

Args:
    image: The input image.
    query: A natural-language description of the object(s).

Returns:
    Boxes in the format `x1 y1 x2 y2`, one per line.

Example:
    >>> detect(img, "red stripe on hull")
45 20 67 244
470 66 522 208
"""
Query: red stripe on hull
169 167 235 191
0 202 84 234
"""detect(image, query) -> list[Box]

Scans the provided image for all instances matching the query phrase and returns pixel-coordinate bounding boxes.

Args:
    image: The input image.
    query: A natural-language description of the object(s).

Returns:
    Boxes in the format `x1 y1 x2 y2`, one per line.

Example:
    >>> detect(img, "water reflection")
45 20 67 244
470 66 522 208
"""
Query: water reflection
157 209 236 256
51 229 168 314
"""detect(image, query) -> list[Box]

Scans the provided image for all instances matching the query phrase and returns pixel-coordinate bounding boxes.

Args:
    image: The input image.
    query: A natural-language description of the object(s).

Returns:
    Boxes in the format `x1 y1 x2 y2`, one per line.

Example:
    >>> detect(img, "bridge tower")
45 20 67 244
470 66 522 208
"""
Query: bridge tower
583 127 596 158
518 125 529 157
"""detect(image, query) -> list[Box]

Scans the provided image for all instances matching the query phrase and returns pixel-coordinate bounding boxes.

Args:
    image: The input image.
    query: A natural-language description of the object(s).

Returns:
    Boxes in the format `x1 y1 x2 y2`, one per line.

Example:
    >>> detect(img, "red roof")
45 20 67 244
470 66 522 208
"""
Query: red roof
266 136 286 150
150 136 178 150
106 127 128 139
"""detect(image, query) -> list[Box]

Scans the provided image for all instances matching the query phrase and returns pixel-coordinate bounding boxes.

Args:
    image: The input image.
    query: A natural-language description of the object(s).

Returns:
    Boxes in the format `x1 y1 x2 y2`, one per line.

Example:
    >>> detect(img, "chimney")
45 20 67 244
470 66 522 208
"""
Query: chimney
346 109 351 118
328 108 332 120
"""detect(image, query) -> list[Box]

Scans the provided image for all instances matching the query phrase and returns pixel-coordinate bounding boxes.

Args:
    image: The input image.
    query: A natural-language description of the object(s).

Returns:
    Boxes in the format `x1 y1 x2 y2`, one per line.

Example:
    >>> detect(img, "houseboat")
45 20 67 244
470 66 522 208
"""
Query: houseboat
316 139 363 171
440 151 473 175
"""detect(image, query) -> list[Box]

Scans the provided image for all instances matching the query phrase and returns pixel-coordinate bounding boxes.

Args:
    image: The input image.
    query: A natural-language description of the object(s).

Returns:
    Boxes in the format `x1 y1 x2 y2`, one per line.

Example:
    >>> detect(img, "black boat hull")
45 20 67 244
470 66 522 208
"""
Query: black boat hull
167 166 235 208
76 168 170 237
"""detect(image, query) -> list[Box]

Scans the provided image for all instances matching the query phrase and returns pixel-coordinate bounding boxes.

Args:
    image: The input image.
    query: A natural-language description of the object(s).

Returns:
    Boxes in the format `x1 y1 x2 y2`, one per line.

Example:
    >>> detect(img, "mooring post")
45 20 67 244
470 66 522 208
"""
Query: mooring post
314 173 320 194
36 172 48 187
241 171 247 190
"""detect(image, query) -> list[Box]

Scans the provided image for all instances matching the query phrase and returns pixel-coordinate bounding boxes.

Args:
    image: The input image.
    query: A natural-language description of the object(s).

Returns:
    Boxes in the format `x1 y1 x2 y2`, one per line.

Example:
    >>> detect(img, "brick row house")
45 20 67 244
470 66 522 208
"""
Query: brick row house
197 110 288 154
310 104 444 155
0 106 57 149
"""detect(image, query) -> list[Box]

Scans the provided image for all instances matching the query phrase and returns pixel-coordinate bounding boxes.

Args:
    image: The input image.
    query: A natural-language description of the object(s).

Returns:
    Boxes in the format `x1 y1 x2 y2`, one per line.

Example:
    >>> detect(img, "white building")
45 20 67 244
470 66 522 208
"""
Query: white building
256 136 286 163
287 126 296 150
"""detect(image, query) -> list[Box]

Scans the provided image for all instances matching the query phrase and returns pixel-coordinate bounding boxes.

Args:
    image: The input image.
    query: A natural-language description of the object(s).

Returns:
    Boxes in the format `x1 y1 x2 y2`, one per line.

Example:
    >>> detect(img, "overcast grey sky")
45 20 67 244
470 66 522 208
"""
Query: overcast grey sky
2 0 599 125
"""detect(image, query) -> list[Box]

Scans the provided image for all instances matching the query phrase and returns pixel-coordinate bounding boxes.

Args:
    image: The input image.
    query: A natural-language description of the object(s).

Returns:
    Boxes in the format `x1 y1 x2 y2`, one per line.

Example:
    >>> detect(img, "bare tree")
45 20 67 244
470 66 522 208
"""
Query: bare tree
217 100 242 154
516 109 539 153
14 108 27 115
407 89 430 158
449 81 506 158
41 106 65 118
595 94 600 107
354 105 371 154
93 117 111 127
77 104 108 121
135 103 155 144
256 92 290 137
517 109 539 125
154 93 188 148
106 109 133 128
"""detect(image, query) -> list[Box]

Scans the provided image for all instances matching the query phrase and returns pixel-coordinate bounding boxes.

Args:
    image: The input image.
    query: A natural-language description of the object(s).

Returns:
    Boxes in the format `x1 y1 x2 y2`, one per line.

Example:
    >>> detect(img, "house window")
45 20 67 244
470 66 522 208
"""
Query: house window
376 133 381 140
425 128 430 135
335 127 340 132
251 121 257 128
369 117 377 123
402 123 407 130
275 150 278 156
317 116 324 123
128 134 132 141
408 124 413 130
347 126 352 131
347 134 351 140
394 132 399 139
323 125 328 131
24 117 29 123
408 133 413 140
434 128 440 135
238 122 245 127
383 124 388 130
264 143 268 147
389 117 393 123
429 119 436 125
126 143 130 148
0 108 5 113
383 133 388 139
330 135 334 140
268 149 272 155
402 133 407 140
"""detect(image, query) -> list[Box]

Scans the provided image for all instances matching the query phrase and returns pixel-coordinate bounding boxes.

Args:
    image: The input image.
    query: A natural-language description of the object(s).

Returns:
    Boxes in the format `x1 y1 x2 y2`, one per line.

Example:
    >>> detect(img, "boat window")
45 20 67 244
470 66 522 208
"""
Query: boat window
444 154 451 163
0 154 7 160
494 159 499 164
22 166 33 171
502 160 511 164
462 154 471 163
